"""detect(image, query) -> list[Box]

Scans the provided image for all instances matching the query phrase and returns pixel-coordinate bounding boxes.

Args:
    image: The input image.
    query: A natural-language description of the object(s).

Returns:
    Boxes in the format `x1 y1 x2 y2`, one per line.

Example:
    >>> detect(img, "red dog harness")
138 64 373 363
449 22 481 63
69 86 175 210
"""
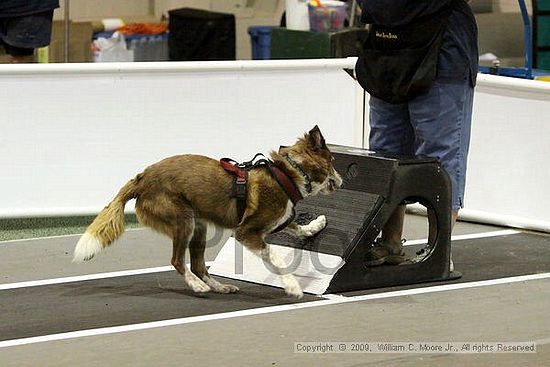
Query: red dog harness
220 154 303 229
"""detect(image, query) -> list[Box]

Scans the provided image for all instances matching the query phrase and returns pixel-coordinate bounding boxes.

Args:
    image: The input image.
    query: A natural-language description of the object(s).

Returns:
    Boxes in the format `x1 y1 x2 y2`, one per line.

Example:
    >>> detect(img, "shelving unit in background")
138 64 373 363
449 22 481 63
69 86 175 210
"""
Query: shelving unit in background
533 0 550 69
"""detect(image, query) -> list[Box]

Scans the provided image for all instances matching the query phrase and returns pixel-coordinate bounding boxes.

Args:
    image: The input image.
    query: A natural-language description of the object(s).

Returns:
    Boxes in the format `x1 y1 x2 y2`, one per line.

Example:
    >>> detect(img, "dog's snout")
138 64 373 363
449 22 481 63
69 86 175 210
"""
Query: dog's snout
325 170 343 193
332 170 343 189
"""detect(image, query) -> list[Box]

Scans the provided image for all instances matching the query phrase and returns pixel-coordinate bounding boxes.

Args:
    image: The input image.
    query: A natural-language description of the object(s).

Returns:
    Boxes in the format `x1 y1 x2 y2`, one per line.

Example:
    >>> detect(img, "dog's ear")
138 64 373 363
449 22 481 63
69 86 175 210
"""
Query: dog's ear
307 125 326 150
278 145 289 154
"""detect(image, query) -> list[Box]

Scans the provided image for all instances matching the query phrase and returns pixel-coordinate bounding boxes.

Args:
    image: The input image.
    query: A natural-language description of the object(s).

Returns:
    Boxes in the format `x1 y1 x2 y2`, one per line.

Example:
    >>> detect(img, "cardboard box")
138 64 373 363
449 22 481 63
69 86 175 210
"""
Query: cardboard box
49 20 94 63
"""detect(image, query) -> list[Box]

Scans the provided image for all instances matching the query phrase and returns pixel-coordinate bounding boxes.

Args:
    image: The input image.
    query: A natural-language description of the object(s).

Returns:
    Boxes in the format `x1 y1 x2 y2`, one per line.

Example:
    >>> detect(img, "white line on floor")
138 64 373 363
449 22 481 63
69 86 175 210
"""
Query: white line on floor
0 262 214 291
405 228 521 246
0 228 521 246
1 271 549 349
535 337 550 346
0 227 145 245
0 229 521 290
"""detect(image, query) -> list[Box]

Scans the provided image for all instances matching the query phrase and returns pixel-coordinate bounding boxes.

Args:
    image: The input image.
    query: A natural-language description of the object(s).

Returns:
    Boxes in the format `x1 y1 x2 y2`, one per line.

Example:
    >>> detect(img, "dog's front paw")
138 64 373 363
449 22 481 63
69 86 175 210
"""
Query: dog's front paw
303 215 327 236
313 215 327 231
285 285 304 299
283 275 303 299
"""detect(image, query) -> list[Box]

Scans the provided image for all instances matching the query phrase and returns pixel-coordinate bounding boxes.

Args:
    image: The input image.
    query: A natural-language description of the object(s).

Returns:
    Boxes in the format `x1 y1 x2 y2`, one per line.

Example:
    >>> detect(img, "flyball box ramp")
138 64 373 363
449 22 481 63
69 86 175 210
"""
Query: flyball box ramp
209 145 458 294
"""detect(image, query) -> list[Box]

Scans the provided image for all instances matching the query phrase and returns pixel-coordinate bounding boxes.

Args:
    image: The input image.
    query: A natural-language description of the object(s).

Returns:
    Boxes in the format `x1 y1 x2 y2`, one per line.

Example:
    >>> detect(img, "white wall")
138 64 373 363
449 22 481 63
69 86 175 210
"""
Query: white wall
0 59 361 218
54 0 283 59
4 59 548 232
463 74 550 231
54 0 279 20
55 0 152 21
498 0 530 13
363 74 550 232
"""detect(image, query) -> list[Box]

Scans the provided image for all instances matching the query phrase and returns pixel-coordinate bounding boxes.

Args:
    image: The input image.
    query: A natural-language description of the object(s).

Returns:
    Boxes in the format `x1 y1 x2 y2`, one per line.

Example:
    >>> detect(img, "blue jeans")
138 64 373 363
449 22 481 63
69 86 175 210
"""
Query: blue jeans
369 77 474 209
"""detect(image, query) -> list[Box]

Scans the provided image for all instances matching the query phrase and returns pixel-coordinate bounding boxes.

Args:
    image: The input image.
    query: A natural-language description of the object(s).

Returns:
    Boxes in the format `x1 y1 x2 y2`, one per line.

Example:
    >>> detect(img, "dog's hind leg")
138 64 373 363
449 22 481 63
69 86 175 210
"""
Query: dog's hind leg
136 196 210 293
190 220 239 294
171 213 211 293
235 231 303 298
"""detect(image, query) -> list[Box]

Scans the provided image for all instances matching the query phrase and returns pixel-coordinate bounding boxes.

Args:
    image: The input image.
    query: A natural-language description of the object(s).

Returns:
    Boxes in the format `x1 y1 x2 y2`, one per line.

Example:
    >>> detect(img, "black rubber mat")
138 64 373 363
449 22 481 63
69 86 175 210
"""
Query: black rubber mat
0 273 317 342
450 233 550 279
267 189 381 257
2 232 549 342
343 232 550 296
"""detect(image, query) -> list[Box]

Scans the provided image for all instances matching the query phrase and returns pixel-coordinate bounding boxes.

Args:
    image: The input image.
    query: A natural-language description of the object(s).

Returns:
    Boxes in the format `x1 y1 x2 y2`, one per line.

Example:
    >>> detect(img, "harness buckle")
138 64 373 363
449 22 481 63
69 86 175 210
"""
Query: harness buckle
234 178 247 198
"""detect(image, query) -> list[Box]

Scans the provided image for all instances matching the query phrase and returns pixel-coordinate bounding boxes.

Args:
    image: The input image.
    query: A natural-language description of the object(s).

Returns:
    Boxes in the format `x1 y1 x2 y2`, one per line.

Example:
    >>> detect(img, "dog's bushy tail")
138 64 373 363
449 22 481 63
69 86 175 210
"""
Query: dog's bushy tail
73 177 139 262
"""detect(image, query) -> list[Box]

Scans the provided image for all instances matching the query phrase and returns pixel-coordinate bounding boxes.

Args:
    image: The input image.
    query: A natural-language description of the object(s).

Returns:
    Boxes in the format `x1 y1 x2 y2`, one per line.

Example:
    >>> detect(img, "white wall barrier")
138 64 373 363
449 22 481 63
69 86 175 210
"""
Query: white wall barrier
0 58 362 218
463 74 550 232
3 60 549 233
363 73 550 233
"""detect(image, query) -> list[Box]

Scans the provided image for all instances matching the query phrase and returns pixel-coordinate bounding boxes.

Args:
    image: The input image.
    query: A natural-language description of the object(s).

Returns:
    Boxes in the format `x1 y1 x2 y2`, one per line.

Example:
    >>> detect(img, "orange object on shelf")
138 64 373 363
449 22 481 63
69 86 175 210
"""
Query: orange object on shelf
117 23 168 35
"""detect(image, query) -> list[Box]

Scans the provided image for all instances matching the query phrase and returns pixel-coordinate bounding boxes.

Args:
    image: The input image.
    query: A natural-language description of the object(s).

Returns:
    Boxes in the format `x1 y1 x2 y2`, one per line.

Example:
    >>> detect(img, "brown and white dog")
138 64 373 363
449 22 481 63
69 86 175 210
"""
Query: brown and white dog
73 126 342 298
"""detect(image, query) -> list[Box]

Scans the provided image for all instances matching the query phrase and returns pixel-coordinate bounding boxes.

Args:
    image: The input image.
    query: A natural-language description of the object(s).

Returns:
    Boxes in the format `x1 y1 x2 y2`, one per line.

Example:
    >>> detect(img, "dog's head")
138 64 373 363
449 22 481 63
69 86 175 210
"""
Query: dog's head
279 125 343 196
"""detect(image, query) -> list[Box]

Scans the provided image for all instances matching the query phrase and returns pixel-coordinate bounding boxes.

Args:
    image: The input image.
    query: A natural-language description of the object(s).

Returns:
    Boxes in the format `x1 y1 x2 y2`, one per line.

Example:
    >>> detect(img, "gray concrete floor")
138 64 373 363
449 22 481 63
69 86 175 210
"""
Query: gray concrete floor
1 215 549 366
2 279 548 367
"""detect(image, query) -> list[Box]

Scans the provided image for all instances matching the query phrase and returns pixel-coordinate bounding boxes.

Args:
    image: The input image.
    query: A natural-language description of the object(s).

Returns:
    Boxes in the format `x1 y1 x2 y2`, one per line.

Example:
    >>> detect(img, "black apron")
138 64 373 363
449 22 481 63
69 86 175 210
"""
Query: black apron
355 5 454 104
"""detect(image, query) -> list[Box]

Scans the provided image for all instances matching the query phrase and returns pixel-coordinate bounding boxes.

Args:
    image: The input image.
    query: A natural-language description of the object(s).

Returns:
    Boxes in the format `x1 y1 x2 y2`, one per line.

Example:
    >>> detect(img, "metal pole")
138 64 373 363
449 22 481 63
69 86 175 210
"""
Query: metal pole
64 0 70 63
349 0 357 28
518 0 533 79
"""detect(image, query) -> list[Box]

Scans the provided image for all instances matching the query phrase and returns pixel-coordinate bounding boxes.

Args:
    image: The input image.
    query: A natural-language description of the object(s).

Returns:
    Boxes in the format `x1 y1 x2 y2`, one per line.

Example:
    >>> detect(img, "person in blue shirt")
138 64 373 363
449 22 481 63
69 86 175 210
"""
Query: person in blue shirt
0 0 60 63
356 0 478 269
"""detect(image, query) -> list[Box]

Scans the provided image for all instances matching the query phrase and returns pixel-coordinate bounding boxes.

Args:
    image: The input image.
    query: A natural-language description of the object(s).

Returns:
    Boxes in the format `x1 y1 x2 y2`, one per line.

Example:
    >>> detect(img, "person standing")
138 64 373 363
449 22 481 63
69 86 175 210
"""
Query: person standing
355 0 479 267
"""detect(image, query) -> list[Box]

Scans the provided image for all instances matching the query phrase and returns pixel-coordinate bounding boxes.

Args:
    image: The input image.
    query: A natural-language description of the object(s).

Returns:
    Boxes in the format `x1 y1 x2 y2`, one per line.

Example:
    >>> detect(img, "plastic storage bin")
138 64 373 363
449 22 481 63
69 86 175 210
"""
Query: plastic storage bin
92 32 169 62
308 1 348 32
126 33 169 62
248 26 273 60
